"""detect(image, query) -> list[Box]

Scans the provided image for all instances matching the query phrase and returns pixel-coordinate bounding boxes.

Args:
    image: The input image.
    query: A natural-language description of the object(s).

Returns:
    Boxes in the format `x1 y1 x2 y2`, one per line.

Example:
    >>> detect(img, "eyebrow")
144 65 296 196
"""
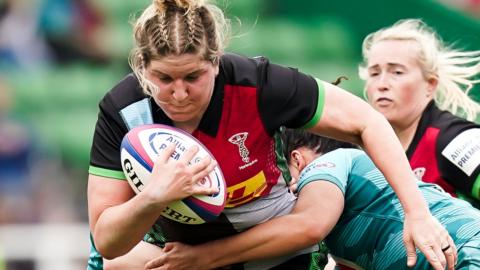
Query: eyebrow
149 68 206 77
368 63 407 70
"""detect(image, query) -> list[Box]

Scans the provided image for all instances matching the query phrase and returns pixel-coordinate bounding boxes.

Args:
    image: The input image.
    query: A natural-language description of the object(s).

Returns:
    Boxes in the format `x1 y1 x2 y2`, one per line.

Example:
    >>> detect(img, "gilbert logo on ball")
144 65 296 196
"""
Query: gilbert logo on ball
120 124 226 225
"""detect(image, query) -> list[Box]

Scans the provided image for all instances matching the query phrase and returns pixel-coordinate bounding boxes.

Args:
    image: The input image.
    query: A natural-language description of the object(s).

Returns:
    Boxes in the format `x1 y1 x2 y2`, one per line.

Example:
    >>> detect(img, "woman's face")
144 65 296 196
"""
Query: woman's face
145 53 219 126
365 40 436 129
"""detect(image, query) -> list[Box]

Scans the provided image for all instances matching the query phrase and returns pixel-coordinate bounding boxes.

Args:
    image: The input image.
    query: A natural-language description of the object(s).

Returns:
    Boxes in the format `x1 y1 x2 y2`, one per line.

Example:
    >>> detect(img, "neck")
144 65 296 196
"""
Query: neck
392 118 421 151
174 117 202 134
174 122 198 134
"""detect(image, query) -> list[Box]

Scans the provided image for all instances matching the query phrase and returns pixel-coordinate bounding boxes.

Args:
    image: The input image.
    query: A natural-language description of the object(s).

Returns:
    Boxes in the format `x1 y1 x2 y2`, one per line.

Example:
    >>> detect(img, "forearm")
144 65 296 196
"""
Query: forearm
310 82 429 217
204 213 318 267
197 182 342 268
361 112 429 216
93 192 166 259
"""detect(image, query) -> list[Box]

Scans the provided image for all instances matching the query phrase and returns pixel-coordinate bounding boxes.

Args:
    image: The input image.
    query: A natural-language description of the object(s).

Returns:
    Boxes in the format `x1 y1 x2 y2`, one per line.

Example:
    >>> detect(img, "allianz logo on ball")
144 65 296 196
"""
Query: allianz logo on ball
120 124 227 225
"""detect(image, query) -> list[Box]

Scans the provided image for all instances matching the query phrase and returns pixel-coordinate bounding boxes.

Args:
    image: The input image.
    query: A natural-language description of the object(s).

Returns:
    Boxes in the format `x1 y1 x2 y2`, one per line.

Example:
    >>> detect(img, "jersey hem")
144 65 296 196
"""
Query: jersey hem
297 174 345 195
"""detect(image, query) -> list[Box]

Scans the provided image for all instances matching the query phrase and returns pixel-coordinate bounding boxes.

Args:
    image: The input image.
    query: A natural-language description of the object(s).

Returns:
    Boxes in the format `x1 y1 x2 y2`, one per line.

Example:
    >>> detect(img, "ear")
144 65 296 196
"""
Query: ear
426 76 438 98
290 150 307 171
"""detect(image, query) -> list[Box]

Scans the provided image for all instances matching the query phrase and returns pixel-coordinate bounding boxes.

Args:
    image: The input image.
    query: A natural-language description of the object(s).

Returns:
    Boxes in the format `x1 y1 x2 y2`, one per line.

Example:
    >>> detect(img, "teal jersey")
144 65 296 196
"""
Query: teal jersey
297 149 480 270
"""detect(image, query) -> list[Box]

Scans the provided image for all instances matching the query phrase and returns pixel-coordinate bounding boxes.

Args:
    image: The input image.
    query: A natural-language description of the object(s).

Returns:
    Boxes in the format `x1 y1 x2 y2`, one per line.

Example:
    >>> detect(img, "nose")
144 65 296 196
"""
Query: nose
366 72 389 101
171 79 188 101
375 73 390 92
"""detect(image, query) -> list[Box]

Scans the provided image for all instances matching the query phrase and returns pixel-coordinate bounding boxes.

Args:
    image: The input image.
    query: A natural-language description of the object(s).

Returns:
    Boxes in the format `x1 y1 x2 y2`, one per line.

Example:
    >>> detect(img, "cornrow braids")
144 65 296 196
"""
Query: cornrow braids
152 6 173 56
183 8 198 53
129 0 230 95
197 6 219 64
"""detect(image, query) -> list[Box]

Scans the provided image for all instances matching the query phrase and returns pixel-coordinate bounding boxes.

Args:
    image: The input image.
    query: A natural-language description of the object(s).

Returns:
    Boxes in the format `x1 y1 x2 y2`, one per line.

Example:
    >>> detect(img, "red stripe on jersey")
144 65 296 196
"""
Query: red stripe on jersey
192 84 282 207
410 127 456 196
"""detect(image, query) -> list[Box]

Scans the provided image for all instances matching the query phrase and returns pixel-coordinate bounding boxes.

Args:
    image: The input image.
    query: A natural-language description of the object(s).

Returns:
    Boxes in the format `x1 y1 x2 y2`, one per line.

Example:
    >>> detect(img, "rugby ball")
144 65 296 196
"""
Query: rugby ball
120 124 226 225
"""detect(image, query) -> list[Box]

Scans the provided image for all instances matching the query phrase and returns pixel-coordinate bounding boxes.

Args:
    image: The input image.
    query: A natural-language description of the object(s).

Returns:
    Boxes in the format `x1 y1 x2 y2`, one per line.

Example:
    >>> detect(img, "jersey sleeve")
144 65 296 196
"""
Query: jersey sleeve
88 91 129 179
296 149 352 195
438 124 480 200
256 58 325 132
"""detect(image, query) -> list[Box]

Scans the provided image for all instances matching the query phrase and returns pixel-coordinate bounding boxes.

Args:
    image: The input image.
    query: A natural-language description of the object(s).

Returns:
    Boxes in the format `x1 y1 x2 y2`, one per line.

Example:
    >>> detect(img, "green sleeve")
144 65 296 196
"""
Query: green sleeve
301 78 325 129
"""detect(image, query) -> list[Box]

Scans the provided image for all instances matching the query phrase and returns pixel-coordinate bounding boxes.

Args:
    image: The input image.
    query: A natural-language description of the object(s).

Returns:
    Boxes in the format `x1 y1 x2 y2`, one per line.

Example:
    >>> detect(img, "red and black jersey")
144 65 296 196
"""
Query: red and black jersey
89 53 320 203
406 101 480 206
88 53 323 269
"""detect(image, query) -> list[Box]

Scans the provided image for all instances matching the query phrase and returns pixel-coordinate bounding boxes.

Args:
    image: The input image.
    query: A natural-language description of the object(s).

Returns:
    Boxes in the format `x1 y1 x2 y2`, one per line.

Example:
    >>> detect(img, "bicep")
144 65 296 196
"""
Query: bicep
307 80 381 145
293 180 344 240
87 174 135 232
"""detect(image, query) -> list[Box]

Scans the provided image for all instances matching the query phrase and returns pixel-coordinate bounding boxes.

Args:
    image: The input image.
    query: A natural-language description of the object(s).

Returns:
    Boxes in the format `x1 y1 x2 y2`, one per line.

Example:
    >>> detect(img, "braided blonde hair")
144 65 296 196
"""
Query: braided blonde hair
129 0 230 95
359 19 480 121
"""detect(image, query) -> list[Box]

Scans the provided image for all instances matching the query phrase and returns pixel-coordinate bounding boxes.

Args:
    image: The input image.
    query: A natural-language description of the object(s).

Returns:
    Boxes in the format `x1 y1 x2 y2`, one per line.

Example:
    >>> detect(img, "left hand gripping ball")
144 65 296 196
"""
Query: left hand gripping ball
120 124 226 225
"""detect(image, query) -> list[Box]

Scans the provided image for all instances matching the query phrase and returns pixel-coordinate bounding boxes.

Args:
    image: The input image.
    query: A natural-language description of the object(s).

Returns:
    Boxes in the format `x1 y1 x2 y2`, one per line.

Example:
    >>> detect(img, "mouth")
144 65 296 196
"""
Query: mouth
171 104 190 108
375 97 393 106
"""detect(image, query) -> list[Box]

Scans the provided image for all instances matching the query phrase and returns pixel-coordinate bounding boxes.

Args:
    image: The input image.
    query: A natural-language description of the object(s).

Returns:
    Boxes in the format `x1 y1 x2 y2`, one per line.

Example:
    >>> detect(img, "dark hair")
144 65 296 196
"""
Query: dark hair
281 128 358 163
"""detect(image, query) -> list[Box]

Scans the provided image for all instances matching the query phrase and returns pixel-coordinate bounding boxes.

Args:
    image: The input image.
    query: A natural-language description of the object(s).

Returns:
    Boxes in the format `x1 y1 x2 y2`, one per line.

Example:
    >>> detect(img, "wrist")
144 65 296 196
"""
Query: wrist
198 241 228 268
403 201 430 219
137 188 172 213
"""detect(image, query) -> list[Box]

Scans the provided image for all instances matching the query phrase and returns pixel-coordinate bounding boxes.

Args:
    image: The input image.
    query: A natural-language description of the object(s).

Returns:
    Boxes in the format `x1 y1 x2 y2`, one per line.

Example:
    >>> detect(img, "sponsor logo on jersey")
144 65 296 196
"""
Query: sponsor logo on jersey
225 170 267 207
302 162 336 175
413 167 426 181
441 128 480 176
228 132 258 170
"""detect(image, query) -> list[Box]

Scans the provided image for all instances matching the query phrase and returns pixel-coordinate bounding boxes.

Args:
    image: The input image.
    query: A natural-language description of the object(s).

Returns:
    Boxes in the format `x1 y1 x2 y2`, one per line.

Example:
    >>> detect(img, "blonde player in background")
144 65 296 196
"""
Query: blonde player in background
360 19 480 208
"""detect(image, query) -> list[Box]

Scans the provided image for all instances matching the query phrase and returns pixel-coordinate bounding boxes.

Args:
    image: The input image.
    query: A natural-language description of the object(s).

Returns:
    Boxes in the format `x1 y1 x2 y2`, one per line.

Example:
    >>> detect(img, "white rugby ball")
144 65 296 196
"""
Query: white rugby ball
120 124 226 224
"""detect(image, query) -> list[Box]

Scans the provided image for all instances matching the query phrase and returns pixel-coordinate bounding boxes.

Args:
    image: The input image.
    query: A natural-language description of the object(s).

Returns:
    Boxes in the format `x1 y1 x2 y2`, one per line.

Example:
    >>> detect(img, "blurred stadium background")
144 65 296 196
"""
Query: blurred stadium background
0 0 479 269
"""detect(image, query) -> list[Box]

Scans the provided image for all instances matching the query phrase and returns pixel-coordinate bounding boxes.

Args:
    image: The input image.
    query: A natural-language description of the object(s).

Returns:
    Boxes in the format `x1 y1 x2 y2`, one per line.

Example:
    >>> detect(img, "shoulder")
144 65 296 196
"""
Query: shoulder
219 53 267 87
100 73 148 112
432 106 480 146
427 104 479 132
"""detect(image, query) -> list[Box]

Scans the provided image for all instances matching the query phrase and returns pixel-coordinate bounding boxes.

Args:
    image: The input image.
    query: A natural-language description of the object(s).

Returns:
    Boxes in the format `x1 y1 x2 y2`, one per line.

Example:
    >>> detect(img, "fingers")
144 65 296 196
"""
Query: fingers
145 254 165 269
158 143 177 163
443 237 457 270
192 161 220 195
164 242 175 252
431 244 447 270
289 177 298 193
144 243 175 269
404 235 418 268
179 145 199 164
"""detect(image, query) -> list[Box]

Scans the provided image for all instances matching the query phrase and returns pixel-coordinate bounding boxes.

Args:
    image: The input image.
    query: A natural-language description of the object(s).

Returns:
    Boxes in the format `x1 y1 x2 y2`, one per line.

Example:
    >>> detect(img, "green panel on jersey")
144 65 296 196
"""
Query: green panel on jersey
274 129 292 185
472 174 480 200
88 166 126 180
302 78 325 129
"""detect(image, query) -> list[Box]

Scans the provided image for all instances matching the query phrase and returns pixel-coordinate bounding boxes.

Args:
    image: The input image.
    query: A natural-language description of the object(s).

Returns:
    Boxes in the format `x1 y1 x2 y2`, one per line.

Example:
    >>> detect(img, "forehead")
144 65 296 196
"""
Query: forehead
147 54 211 74
367 40 420 68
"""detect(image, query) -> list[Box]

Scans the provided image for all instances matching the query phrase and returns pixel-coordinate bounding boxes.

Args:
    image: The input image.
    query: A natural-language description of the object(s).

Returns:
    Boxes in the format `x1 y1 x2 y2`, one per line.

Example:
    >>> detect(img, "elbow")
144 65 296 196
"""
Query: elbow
101 251 120 261
296 218 326 246
95 242 116 260
93 234 126 260
97 244 125 261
